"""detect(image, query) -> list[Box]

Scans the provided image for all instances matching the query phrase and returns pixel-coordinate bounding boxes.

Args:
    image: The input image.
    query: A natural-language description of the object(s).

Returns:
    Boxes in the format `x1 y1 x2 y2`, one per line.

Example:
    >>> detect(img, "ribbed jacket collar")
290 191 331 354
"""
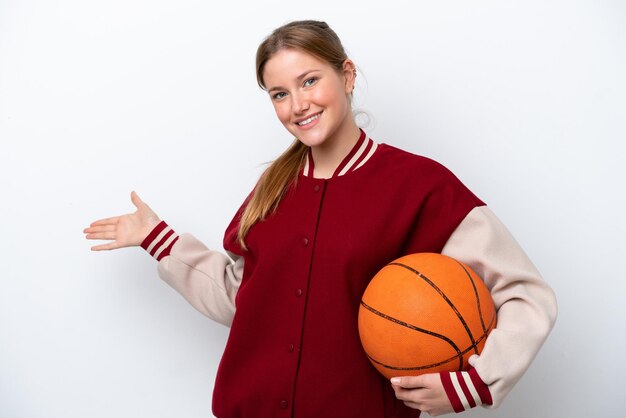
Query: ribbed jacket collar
302 129 378 178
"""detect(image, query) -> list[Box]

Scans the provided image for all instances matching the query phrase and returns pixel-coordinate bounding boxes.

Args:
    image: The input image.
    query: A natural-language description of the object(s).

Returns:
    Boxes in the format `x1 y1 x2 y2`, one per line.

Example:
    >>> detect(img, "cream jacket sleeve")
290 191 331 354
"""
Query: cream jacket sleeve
440 205 558 408
141 220 243 328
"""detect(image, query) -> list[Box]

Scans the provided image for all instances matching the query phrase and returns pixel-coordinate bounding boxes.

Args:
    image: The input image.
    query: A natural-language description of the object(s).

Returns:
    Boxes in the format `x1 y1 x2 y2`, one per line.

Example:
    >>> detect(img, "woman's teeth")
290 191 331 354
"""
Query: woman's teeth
297 113 320 126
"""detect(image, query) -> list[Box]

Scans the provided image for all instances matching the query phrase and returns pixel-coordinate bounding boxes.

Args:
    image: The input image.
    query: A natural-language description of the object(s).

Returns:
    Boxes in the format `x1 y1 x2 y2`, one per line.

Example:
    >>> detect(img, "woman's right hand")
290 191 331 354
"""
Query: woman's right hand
84 191 161 251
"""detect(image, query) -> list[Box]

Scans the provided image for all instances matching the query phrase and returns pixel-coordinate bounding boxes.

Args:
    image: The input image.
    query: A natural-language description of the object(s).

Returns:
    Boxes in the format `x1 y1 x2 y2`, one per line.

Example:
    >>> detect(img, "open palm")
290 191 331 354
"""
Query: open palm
84 191 161 251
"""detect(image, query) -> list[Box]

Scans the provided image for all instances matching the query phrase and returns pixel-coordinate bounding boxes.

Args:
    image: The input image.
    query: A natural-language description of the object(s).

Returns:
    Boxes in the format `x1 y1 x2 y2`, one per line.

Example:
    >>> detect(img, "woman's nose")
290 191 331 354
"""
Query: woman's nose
292 92 310 114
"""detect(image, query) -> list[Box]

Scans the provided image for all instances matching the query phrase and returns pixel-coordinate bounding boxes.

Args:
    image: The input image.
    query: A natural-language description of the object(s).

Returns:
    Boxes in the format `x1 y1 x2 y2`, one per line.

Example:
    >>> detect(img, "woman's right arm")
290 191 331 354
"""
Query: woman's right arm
84 191 242 327
141 220 242 327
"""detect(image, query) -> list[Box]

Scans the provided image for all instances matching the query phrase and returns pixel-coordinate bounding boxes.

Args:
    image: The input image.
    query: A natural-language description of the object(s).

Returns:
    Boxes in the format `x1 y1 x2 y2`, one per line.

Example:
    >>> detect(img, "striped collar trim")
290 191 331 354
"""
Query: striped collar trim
302 129 378 178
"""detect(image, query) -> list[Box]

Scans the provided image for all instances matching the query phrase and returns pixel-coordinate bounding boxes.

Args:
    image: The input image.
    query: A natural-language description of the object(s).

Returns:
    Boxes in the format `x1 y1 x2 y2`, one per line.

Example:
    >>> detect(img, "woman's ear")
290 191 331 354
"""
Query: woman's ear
342 59 357 94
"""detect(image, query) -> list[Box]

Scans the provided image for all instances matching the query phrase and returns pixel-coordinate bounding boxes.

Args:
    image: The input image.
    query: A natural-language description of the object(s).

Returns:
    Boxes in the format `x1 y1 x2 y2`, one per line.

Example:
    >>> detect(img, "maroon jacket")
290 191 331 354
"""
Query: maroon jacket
214 134 483 417
141 131 557 417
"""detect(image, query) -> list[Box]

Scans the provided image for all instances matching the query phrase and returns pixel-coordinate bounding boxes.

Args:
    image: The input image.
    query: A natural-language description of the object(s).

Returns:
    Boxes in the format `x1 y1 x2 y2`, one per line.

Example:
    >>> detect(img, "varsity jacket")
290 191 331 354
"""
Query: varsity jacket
141 130 557 417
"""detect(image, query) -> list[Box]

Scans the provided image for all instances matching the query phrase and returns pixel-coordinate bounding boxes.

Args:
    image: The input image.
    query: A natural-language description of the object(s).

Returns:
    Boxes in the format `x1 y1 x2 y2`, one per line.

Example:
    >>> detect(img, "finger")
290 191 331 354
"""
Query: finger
393 385 428 401
83 224 116 234
130 190 144 209
402 401 421 410
90 242 120 251
392 386 410 401
89 216 120 227
85 231 118 240
391 375 427 389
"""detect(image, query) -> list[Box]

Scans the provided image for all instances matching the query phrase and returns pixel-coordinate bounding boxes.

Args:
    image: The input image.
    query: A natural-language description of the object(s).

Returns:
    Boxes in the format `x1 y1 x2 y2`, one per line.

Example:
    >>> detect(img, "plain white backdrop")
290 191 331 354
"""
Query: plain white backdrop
1 1 624 417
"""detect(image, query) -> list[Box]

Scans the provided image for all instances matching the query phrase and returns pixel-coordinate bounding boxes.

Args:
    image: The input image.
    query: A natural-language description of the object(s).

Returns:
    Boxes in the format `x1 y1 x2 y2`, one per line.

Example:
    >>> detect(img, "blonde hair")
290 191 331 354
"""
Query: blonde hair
237 20 350 250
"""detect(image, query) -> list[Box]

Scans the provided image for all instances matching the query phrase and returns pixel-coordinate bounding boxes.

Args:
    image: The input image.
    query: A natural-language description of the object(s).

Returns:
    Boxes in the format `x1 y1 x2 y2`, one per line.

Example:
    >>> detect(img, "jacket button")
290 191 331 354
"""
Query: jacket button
313 184 320 193
302 237 309 246
280 399 289 409
295 288 303 297
288 343 295 352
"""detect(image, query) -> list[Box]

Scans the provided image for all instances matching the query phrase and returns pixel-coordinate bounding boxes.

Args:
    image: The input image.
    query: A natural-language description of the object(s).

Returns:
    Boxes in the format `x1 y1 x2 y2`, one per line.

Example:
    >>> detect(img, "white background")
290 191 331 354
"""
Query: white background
1 1 624 417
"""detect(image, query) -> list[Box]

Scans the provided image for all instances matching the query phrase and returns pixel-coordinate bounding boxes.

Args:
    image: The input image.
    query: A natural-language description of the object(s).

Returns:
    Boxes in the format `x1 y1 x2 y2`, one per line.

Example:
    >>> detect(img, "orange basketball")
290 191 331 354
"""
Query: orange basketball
358 253 496 379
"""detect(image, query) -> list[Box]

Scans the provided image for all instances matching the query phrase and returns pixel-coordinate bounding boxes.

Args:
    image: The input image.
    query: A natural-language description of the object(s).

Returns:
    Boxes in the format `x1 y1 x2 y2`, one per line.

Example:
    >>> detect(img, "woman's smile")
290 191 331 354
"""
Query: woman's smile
295 111 322 128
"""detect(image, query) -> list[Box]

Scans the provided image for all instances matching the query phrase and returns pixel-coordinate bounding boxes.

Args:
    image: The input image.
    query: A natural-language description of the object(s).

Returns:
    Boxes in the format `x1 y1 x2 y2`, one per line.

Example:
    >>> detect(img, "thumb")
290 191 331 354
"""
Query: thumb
131 190 160 224
130 190 144 209
390 375 427 389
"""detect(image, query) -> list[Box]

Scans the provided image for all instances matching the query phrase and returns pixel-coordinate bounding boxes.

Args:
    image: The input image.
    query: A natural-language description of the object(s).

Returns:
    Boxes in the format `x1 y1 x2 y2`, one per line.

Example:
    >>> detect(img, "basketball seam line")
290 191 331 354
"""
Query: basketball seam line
360 300 462 354
389 262 478 369
456 261 487 335
363 312 496 371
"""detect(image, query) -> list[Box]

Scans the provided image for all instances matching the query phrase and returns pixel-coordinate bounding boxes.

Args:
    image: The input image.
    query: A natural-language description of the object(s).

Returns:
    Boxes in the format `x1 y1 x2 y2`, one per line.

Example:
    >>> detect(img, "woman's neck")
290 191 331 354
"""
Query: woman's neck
310 122 361 179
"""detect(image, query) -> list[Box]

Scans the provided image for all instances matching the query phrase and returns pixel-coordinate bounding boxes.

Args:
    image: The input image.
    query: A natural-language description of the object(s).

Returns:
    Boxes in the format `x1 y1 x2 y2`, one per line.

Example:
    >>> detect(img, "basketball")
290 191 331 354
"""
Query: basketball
358 253 496 379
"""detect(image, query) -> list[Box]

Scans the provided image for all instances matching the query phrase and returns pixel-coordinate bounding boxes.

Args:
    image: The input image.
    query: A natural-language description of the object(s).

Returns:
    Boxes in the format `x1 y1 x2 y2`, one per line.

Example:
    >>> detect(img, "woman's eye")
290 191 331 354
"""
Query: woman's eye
304 78 317 87
272 92 287 100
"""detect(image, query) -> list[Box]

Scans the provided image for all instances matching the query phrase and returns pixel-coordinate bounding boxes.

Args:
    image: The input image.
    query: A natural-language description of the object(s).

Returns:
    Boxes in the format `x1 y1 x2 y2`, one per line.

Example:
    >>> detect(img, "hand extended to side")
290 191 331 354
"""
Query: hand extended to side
83 191 160 251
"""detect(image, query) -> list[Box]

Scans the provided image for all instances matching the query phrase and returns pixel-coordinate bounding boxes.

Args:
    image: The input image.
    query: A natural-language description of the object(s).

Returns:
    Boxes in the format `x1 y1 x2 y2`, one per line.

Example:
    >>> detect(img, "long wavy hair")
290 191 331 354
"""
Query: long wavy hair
236 20 352 250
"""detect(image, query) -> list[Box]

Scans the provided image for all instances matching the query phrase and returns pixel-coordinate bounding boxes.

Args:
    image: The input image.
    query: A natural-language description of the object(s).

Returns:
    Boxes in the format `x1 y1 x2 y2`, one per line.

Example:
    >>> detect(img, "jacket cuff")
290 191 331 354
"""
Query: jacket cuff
140 220 179 261
440 367 493 413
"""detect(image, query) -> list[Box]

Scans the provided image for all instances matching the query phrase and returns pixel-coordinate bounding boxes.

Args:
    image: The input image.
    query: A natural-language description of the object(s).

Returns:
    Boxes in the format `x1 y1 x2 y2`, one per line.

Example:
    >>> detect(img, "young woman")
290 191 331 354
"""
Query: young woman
84 20 557 418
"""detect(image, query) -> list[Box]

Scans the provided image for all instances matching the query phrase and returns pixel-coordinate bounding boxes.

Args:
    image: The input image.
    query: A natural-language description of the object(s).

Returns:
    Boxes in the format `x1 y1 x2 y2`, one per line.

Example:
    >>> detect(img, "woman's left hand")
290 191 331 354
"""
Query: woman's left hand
390 373 454 416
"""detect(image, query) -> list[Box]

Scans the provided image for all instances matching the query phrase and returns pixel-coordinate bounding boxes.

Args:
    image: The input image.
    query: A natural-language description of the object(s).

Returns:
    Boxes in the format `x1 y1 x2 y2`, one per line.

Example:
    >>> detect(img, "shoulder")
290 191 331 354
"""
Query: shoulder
376 143 463 183
222 188 256 257
373 142 485 206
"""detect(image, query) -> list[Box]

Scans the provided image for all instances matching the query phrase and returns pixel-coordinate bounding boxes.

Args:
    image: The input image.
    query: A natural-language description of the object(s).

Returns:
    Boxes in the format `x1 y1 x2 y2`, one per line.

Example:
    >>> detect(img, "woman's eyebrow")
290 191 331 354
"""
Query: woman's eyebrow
267 69 322 93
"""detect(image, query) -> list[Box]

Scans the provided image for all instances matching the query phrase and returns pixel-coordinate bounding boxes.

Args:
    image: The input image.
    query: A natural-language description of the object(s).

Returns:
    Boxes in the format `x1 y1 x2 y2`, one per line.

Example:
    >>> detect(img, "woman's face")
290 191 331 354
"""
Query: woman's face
262 48 356 149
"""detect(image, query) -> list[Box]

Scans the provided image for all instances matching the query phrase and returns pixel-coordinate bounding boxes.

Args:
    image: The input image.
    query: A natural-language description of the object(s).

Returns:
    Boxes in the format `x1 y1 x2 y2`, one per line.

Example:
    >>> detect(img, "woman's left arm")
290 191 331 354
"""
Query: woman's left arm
392 205 558 414
441 205 557 408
